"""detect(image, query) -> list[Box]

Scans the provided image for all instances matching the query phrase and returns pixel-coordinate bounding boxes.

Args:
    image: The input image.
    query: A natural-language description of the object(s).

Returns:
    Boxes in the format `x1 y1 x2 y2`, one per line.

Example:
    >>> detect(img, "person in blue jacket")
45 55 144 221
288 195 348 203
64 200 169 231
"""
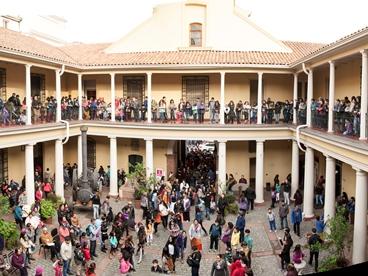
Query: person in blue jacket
315 215 325 234
290 205 302 237
235 211 246 241
13 204 24 230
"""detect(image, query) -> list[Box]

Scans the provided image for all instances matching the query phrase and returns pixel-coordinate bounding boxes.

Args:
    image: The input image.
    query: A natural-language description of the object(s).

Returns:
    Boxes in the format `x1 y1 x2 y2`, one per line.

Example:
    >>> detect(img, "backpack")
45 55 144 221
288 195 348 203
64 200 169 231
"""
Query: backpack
210 224 220 238
86 224 92 236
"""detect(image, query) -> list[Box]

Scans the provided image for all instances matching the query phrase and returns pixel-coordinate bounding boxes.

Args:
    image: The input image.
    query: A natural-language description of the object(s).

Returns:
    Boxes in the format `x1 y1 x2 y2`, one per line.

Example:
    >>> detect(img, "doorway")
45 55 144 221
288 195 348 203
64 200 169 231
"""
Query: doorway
249 157 256 189
123 76 145 103
34 143 43 175
128 154 143 173
31 74 46 102
250 80 258 105
83 80 96 99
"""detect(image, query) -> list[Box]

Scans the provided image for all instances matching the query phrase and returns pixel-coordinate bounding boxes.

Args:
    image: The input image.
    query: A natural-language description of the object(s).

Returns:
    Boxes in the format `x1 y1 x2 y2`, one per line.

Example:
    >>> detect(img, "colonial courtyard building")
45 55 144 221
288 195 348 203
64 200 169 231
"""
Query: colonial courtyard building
0 0 367 265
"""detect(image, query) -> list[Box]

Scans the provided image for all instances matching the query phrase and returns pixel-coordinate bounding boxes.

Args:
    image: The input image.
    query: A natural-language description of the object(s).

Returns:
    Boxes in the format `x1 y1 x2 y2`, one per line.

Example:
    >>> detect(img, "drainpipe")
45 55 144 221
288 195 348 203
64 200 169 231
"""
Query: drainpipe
60 119 70 144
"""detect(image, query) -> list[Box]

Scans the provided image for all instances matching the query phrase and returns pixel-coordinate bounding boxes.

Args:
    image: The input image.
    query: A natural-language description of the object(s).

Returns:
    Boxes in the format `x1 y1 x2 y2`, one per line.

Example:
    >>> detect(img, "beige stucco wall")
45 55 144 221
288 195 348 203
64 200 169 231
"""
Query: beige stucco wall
341 163 356 198
7 146 25 183
226 141 250 181
264 140 292 184
264 74 293 102
0 61 26 99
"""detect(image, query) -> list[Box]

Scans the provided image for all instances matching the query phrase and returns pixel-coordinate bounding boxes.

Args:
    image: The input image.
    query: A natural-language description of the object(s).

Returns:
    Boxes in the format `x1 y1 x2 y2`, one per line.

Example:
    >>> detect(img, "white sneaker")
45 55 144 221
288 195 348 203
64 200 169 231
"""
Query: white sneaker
269 230 272 233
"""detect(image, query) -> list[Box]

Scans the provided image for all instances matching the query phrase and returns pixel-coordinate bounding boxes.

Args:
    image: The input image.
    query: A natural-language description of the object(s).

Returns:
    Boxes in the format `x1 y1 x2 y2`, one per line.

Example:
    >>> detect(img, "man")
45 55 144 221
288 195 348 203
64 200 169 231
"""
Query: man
290 205 302 237
187 246 201 276
283 181 291 205
245 186 256 211
279 228 293 271
279 202 289 230
308 228 323 272
40 227 57 260
11 248 27 276
217 194 227 217
60 236 73 276
87 218 100 259
243 229 253 267
209 221 221 252
235 211 246 241
208 97 216 124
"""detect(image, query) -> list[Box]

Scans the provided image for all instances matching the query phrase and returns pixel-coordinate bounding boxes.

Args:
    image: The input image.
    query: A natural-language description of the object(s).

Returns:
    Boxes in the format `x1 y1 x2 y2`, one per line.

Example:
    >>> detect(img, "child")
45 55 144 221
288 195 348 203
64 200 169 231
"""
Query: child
224 247 233 265
231 227 240 251
82 243 91 263
109 231 118 259
119 256 133 275
53 259 63 276
151 259 165 273
267 208 277 232
146 219 153 246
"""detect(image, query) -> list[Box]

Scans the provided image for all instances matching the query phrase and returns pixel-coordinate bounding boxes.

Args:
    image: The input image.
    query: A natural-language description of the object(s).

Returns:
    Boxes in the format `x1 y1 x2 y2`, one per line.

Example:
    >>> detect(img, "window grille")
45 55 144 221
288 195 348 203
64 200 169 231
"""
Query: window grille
189 23 202 47
123 76 145 103
0 149 8 182
182 76 209 105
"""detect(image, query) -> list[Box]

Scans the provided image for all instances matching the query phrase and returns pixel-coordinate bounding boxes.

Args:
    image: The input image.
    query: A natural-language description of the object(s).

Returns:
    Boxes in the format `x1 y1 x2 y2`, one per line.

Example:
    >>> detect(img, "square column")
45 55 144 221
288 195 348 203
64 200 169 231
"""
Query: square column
110 73 116 122
303 146 314 218
25 64 32 125
360 50 368 140
323 155 336 223
328 61 335 133
145 139 154 180
25 144 35 206
352 169 367 264
109 136 118 196
291 140 299 198
306 69 314 127
77 135 82 177
255 140 264 203
78 74 83 120
55 69 62 122
293 73 298 125
220 72 225 124
217 140 227 193
147 72 152 123
257 72 263 124
55 139 64 201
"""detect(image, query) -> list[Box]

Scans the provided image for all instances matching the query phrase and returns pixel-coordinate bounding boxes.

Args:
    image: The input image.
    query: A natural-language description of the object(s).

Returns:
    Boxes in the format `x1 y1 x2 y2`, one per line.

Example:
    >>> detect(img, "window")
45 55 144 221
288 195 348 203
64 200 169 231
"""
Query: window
123 76 145 103
0 149 8 182
189 23 202 47
128 155 143 173
0 68 6 100
182 76 209 104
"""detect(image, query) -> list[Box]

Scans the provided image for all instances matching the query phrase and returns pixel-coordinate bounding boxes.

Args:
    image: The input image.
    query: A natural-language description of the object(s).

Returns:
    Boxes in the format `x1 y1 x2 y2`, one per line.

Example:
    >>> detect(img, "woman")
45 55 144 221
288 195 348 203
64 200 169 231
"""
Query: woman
169 99 176 123
292 244 306 273
188 219 203 251
221 222 234 249
231 227 240 252
159 201 169 229
211 254 229 276
19 231 35 266
86 262 97 276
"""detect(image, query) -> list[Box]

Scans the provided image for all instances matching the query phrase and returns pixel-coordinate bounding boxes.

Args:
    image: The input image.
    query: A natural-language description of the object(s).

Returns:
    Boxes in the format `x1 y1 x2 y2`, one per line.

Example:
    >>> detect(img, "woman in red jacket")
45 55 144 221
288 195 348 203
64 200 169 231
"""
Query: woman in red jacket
230 258 246 276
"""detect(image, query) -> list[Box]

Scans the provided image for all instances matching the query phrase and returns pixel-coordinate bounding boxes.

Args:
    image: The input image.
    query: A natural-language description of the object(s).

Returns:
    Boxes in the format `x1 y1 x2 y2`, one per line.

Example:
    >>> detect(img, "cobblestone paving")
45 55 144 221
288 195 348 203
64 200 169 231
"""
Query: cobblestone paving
25 188 329 276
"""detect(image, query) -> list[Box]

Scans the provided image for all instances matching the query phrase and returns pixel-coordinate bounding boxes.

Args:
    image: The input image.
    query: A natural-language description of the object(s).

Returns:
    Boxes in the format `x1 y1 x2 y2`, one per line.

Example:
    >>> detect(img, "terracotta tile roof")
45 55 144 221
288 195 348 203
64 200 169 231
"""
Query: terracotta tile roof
0 26 325 67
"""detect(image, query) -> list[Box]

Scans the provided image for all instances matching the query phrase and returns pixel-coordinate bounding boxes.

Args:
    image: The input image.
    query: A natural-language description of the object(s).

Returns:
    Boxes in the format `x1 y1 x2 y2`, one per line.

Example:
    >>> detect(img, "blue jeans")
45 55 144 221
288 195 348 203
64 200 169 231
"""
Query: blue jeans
93 204 100 219
315 194 323 206
269 220 276 231
280 217 288 229
63 259 71 276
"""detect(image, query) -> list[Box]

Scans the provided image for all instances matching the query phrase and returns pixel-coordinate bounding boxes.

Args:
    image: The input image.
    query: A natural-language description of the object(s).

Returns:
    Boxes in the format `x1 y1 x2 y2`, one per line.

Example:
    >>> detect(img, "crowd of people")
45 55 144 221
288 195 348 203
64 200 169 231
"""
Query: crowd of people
0 146 359 276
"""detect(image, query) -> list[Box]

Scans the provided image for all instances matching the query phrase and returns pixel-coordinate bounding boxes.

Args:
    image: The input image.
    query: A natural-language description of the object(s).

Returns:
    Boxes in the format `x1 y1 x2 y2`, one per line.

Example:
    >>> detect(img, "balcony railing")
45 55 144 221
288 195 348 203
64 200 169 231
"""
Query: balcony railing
333 111 360 137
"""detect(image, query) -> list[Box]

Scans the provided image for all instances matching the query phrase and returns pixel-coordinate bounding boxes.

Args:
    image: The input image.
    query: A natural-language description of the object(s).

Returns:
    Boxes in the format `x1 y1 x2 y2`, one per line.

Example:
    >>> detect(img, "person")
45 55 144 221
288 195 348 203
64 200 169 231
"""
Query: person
235 212 246 241
279 201 289 230
73 243 85 276
40 227 58 260
308 228 323 272
221 222 234 249
209 221 222 252
136 222 146 264
244 186 255 211
189 219 203 251
0 249 10 276
283 181 291 205
187 246 201 276
11 248 27 276
229 258 246 276
285 263 298 276
176 230 187 263
267 208 277 232
290 205 302 237
91 192 101 219
270 187 276 208
279 229 293 271
86 262 97 276
292 244 306 273
53 259 63 276
217 194 227 217
119 255 133 275
211 254 229 276
293 189 303 207
315 215 325 234
108 231 118 259
87 218 100 259
243 229 253 267
230 227 240 252
35 266 44 276
151 259 164 273
60 236 73 276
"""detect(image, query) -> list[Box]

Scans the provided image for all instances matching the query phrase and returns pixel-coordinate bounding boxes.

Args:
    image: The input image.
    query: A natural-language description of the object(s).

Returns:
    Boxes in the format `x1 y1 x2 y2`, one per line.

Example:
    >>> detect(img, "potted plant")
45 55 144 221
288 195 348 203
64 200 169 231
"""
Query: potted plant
0 195 19 249
126 162 149 207
40 199 57 223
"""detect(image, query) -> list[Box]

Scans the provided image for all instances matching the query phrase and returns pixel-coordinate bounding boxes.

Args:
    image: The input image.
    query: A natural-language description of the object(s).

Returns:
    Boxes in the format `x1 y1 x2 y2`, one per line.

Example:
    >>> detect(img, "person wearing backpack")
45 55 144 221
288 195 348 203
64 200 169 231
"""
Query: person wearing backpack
209 221 222 252
187 246 202 276
308 228 323 272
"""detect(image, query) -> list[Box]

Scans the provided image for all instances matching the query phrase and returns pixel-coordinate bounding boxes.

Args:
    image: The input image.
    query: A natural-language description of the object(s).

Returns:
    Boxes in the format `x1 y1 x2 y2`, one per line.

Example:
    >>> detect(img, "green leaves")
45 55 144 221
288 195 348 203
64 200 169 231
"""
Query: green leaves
0 195 10 216
0 219 19 249
40 199 57 219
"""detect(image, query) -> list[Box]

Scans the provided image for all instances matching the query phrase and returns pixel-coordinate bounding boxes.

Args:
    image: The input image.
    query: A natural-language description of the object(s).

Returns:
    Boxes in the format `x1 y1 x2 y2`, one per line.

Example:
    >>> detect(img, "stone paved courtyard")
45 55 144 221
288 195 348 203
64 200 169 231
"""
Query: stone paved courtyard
24 187 331 276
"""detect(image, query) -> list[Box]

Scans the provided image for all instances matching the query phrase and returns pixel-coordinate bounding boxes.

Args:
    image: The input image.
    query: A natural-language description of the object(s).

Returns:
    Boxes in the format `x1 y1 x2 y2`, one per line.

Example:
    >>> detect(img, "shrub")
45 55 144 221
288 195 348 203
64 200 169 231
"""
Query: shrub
224 194 236 204
0 195 10 216
0 219 19 249
225 202 239 215
40 199 57 219
47 194 64 209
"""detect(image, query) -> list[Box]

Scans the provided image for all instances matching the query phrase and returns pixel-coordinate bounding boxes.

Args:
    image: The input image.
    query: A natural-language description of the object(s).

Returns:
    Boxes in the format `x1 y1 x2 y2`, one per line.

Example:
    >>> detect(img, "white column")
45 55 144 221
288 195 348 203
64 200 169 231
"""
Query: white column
110 73 116 122
25 144 35 206
78 74 83 120
352 169 367 264
255 140 264 203
25 64 32 125
291 140 299 199
360 50 368 140
293 73 298 124
218 140 227 193
306 69 313 127
324 155 336 223
328 61 335 133
145 139 154 179
55 139 64 200
257 72 263 124
303 146 314 218
77 135 83 177
220 72 225 124
109 136 118 196
147 72 152 123
55 69 62 122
